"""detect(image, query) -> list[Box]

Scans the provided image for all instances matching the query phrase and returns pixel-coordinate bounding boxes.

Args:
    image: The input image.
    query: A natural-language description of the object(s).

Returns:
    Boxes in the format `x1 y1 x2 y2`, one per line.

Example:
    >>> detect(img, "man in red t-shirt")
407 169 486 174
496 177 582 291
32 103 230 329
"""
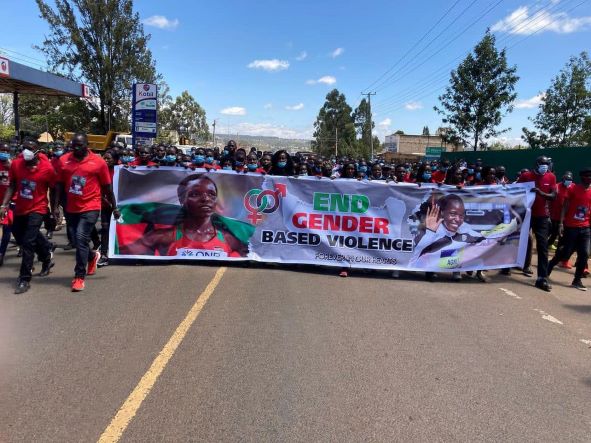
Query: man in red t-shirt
0 141 57 294
129 146 157 167
55 133 120 292
548 167 591 291
517 156 557 292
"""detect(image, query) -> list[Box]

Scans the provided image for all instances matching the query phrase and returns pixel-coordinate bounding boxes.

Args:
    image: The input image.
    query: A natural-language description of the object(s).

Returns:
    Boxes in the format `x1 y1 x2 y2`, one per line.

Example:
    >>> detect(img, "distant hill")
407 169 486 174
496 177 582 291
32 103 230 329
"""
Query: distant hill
214 133 313 153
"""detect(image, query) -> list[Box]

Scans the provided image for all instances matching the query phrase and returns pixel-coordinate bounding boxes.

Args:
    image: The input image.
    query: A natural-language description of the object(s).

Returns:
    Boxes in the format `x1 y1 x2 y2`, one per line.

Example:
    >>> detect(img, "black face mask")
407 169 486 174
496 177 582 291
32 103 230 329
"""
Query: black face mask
73 144 88 156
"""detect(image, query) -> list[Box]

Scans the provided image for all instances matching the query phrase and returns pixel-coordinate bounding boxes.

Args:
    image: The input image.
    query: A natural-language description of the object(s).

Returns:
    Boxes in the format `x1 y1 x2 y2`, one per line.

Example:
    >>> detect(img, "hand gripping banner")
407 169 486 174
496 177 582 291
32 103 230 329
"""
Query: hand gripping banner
109 167 535 272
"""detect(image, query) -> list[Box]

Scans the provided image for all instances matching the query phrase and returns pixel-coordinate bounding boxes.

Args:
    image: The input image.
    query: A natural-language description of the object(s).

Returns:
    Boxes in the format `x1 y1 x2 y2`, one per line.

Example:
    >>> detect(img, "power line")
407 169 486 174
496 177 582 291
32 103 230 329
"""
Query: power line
372 0 506 98
362 0 464 93
373 0 573 113
375 0 590 117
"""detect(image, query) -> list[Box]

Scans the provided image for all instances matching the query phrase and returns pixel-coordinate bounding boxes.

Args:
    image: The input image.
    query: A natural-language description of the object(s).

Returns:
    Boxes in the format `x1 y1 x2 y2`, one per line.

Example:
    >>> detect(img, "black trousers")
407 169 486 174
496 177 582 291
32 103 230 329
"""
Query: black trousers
100 206 113 256
524 216 551 280
549 227 590 280
12 212 52 282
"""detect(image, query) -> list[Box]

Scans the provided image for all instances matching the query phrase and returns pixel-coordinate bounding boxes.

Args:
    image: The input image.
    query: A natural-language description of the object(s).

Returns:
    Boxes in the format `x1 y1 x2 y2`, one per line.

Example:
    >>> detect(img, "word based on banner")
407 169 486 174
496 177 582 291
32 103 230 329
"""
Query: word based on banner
109 167 535 272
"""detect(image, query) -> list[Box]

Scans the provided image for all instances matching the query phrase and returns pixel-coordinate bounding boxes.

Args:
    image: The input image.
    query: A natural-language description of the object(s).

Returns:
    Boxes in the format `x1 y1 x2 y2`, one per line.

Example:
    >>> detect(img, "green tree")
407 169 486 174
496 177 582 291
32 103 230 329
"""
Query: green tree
313 89 356 157
36 0 159 134
0 94 13 126
422 126 430 136
17 95 95 138
352 98 378 158
314 89 355 155
434 31 519 151
524 52 591 148
167 91 209 143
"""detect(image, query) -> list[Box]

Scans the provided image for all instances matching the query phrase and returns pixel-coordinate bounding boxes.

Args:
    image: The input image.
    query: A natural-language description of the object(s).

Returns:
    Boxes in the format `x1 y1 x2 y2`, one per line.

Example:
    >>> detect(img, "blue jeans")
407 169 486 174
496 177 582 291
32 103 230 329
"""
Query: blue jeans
12 212 52 282
67 210 100 278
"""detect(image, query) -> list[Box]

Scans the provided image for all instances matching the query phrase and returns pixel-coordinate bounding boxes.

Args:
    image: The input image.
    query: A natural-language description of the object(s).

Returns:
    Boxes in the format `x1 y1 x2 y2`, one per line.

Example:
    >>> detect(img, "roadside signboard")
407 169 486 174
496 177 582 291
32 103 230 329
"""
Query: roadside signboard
132 83 158 147
0 56 9 78
424 146 445 161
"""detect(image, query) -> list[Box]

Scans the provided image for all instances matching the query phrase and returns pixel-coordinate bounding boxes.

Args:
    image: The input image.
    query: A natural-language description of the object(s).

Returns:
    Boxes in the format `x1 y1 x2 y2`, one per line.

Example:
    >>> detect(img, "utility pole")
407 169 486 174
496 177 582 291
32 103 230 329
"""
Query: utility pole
362 91 376 160
335 126 338 157
212 119 217 147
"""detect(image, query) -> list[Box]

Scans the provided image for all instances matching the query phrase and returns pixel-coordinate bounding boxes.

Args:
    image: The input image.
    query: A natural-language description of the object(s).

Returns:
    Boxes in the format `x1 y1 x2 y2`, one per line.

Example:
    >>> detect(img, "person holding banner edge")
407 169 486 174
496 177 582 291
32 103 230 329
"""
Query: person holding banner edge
517 156 556 292
54 133 120 292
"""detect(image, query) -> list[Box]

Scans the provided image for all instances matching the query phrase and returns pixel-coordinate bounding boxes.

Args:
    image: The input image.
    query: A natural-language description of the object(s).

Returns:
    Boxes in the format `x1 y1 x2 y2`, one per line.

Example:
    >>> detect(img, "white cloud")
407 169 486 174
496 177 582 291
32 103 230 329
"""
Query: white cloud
143 15 179 30
247 59 289 72
220 106 246 116
330 47 344 58
306 75 337 85
285 103 304 111
515 93 545 109
491 6 591 35
233 122 312 139
263 103 273 109
296 51 307 61
378 118 392 127
404 101 423 111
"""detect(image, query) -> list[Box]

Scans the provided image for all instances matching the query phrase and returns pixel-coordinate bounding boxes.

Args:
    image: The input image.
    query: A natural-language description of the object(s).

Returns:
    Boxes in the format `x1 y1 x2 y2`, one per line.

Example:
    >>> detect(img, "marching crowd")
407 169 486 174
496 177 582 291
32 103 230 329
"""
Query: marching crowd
0 135 589 294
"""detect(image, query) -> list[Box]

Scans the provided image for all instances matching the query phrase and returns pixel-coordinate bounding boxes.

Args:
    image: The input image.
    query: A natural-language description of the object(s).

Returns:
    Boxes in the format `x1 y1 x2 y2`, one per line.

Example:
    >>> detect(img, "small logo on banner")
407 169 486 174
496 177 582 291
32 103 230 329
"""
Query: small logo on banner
243 184 287 223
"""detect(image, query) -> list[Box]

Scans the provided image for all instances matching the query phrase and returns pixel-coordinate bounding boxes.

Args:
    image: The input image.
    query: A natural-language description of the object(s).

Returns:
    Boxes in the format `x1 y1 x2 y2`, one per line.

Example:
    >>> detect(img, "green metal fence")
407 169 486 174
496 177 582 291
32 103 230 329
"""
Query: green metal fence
442 146 591 181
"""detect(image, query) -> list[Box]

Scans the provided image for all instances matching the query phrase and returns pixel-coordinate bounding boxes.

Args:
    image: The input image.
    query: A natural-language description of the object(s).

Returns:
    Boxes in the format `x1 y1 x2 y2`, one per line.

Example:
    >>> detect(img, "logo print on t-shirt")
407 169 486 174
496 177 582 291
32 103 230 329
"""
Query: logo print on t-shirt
20 179 36 199
69 175 87 195
574 206 588 221
0 171 8 186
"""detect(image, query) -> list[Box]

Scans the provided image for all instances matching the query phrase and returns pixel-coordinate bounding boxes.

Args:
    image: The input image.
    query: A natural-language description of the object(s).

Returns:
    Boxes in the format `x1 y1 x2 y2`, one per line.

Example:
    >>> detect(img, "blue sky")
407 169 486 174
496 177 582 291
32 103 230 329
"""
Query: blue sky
1 0 590 144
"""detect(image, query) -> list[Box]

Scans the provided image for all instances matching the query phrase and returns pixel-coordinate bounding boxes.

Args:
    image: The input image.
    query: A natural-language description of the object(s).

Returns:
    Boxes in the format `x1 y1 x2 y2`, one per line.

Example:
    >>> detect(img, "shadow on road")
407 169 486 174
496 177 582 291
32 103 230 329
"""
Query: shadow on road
562 304 591 314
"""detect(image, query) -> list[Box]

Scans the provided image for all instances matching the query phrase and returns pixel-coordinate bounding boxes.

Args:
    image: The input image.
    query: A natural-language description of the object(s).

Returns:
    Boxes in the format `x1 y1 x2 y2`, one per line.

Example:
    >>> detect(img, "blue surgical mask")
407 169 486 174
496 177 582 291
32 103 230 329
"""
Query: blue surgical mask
165 155 177 162
538 164 549 174
122 156 135 163
53 150 64 158
0 152 10 161
423 172 432 181
359 166 367 173
235 160 244 167
205 156 214 163
563 179 573 187
222 150 229 156
467 168 474 174
247 163 257 171
277 161 287 168
193 155 205 164
222 166 232 170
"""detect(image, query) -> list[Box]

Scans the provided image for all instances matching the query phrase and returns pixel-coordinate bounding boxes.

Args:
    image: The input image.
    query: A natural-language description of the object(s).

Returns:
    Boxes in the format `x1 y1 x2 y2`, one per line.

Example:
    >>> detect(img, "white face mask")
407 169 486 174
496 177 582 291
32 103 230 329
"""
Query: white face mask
22 149 35 161
537 164 549 174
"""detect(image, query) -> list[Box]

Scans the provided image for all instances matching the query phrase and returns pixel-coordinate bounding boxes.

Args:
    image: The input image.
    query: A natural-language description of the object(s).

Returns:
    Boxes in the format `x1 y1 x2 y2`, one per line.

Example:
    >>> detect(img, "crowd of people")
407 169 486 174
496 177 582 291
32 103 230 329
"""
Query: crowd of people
0 135 589 294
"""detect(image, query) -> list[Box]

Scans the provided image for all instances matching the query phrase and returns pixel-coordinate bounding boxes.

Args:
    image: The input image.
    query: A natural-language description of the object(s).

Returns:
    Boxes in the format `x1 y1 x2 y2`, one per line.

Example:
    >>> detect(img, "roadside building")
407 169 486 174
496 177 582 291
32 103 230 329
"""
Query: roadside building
383 131 463 156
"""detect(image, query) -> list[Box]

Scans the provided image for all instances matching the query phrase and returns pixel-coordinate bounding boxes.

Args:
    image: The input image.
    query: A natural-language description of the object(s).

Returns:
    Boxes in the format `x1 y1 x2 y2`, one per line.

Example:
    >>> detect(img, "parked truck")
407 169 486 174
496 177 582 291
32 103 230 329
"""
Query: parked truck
64 131 133 151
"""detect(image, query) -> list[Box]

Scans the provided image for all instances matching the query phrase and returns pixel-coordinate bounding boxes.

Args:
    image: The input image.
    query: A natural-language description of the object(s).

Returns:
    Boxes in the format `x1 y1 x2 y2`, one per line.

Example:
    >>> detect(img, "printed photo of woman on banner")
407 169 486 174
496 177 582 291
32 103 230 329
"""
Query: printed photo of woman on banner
114 170 256 258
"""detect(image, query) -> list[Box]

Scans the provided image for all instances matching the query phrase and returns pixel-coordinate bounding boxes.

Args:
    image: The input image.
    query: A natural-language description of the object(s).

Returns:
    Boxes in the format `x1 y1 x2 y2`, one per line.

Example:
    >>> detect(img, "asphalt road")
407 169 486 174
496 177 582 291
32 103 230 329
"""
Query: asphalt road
1 232 591 442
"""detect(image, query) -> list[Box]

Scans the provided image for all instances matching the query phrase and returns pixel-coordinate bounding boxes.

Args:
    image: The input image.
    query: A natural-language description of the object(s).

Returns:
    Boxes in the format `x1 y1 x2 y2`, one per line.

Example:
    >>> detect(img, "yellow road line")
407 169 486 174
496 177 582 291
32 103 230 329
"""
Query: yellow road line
97 267 227 443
